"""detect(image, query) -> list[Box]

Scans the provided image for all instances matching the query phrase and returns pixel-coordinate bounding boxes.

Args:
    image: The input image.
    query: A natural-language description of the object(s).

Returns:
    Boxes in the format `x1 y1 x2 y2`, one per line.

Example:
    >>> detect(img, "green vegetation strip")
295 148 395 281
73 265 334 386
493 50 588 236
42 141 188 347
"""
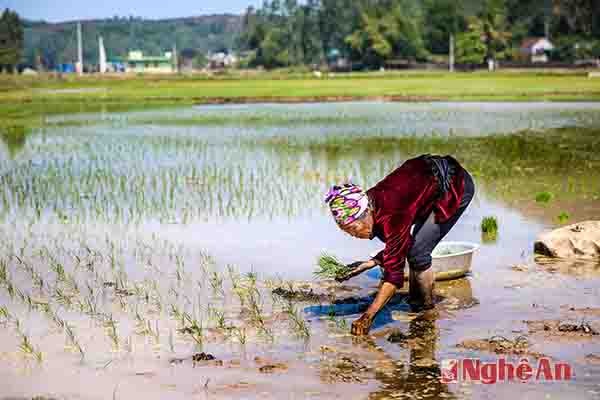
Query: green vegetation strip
256 126 600 205
3 72 600 128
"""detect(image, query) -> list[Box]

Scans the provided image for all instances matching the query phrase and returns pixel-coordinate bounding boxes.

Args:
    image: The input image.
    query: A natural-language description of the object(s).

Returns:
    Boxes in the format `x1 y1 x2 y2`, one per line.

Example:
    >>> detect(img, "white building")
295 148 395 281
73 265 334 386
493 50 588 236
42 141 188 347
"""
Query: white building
208 52 238 69
520 38 555 63
125 51 176 74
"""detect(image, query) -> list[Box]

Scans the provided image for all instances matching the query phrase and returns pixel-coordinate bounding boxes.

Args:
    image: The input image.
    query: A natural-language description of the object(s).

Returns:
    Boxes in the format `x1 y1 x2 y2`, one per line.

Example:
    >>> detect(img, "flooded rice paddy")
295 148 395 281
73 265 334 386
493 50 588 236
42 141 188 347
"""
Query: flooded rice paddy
1 102 600 399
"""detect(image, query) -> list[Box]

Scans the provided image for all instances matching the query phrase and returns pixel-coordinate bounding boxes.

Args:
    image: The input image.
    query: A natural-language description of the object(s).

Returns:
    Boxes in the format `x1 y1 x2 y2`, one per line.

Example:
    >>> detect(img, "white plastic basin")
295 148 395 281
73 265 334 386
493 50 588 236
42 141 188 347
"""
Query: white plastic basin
431 241 479 280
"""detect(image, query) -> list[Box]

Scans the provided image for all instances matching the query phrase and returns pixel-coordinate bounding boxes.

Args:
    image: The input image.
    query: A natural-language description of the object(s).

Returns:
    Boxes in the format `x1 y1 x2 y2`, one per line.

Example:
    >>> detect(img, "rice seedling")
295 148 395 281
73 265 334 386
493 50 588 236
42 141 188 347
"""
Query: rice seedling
45 306 66 330
240 291 273 340
557 211 570 224
314 252 349 280
124 336 133 353
64 273 80 294
233 326 247 345
108 253 118 271
50 260 67 283
15 287 27 304
31 271 45 292
0 258 7 284
54 287 74 307
132 282 148 301
65 322 85 361
209 270 224 297
80 293 101 318
104 315 120 350
327 307 337 322
535 191 553 204
175 267 184 285
226 264 241 290
175 255 185 282
168 303 184 323
13 255 31 274
117 294 128 310
13 316 22 332
283 302 310 339
115 268 129 293
148 319 161 344
22 291 35 312
0 305 10 323
151 295 164 315
134 311 150 336
208 307 228 331
336 318 348 330
178 312 204 347
18 333 43 363
6 280 16 300
245 270 258 283
168 329 175 353
481 217 498 235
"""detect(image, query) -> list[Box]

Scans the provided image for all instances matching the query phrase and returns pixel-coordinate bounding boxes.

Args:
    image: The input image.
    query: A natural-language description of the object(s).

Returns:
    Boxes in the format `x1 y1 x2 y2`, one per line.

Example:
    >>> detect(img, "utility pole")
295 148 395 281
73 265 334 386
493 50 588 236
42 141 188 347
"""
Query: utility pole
172 44 179 74
449 34 455 73
77 21 83 75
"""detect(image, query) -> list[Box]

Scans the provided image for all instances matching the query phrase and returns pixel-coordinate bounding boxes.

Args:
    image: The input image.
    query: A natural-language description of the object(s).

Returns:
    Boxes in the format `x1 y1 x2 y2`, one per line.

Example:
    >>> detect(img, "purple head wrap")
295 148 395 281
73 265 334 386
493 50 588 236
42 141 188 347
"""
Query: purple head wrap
324 183 369 226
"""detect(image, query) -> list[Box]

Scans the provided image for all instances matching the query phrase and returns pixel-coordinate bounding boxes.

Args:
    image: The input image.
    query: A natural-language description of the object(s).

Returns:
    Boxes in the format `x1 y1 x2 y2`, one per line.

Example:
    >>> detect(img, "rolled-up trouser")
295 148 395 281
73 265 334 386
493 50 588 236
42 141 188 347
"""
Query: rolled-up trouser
407 171 475 271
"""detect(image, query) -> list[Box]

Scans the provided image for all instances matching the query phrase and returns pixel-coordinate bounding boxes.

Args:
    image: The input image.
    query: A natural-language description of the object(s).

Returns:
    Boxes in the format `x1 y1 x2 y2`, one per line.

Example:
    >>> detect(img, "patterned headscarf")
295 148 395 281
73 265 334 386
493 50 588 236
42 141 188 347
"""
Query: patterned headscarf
324 183 369 226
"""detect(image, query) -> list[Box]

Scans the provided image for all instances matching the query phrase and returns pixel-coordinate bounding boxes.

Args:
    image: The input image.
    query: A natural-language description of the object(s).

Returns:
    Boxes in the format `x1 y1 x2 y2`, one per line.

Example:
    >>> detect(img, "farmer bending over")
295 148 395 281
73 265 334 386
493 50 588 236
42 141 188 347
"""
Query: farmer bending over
324 154 475 335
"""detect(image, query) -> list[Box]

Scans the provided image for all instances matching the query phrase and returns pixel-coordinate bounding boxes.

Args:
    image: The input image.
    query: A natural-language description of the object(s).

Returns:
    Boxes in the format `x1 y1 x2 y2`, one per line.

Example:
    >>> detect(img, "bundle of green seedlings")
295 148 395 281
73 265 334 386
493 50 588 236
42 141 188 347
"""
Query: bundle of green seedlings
314 252 350 280
481 216 499 242
481 216 498 234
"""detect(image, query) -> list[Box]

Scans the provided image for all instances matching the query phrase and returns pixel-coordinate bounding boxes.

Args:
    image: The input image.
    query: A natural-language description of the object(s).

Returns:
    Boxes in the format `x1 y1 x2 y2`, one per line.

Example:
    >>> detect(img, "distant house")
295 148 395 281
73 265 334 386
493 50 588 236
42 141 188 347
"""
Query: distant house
327 48 350 71
520 38 554 63
207 52 237 69
125 50 175 74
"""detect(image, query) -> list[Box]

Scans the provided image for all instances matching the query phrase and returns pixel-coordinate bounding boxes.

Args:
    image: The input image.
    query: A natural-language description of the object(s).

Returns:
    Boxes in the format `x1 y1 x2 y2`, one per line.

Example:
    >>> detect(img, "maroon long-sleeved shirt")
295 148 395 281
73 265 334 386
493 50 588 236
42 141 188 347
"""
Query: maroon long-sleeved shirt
367 155 466 287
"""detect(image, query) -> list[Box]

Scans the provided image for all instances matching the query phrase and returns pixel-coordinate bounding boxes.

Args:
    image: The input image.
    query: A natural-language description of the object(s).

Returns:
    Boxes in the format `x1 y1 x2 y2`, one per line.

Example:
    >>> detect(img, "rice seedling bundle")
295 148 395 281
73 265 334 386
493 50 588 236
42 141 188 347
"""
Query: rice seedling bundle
314 252 349 280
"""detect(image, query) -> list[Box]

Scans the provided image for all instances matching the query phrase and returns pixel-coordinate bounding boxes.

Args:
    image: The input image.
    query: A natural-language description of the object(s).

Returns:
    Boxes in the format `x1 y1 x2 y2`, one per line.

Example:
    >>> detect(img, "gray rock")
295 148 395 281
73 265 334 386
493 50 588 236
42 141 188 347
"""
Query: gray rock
534 221 600 259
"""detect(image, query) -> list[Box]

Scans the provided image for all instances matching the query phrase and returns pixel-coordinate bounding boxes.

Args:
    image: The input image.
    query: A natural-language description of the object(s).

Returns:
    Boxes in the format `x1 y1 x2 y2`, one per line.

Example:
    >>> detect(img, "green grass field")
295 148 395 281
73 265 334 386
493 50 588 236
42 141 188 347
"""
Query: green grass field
1 71 600 128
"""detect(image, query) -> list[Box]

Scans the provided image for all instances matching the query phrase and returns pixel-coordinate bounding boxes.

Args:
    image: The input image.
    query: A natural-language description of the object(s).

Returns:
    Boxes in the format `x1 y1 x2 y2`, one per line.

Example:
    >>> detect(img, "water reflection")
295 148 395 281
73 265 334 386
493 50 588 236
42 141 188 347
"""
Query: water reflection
367 279 477 399
370 311 455 400
46 101 600 138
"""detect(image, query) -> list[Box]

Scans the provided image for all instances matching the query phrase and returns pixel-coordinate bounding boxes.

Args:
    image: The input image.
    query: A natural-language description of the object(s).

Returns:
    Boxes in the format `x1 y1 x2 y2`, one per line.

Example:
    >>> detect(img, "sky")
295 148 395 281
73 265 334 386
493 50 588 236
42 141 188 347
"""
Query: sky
0 0 262 22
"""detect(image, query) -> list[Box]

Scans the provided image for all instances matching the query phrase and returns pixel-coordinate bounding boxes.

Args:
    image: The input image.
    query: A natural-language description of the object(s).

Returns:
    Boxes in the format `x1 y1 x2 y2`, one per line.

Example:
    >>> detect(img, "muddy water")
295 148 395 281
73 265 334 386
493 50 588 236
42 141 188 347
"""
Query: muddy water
1 102 599 399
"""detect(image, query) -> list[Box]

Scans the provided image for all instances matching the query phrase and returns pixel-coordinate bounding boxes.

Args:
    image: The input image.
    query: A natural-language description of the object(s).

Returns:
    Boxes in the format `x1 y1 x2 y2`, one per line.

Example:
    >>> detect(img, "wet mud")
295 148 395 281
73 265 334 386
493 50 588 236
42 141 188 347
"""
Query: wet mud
456 336 547 358
526 319 600 339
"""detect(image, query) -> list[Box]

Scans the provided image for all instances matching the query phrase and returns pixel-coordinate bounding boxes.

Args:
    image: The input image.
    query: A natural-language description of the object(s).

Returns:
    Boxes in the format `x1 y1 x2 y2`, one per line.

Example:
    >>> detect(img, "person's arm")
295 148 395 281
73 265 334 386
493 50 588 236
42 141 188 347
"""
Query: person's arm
351 281 397 335
351 214 412 335
335 259 378 282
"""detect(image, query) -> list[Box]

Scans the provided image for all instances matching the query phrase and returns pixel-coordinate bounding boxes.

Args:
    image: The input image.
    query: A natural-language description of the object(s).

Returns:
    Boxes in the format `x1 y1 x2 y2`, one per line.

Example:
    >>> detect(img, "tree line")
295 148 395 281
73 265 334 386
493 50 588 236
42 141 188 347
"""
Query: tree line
0 11 240 71
0 8 23 72
237 0 600 69
1 1 600 72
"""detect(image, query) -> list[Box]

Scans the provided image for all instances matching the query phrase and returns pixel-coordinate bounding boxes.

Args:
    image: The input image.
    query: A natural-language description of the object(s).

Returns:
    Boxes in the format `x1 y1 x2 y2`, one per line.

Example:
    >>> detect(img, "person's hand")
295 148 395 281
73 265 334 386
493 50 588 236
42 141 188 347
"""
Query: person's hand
352 281 397 336
351 313 374 336
335 261 374 282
